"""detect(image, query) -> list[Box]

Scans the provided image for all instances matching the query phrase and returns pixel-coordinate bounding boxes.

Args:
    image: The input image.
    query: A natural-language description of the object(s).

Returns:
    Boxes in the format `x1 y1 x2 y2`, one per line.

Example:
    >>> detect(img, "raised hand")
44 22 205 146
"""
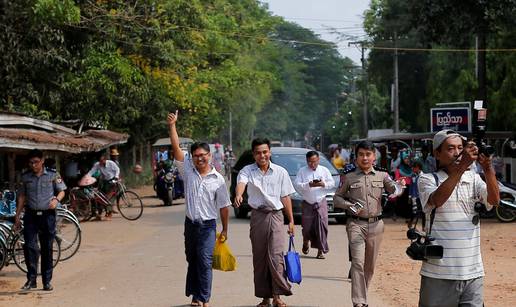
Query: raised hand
167 110 179 125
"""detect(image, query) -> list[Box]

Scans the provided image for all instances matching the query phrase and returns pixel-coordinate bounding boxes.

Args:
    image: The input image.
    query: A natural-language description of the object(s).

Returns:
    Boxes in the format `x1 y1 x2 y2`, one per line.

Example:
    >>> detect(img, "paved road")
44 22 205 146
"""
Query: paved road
0 192 391 307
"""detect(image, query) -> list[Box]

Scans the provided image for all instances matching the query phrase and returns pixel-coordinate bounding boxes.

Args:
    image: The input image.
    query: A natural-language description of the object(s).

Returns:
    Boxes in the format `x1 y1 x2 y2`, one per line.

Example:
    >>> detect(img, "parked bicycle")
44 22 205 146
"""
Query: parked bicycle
67 176 143 221
0 215 61 273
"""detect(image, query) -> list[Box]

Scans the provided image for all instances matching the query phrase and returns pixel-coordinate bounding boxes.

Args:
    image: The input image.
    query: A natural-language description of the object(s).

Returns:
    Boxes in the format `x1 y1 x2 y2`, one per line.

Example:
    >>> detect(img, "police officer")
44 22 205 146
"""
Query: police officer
15 149 67 291
334 141 405 307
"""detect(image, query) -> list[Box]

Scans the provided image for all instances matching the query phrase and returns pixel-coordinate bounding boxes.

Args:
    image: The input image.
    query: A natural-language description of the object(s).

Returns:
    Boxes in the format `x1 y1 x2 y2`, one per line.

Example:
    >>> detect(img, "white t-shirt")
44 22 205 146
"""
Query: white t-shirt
418 169 491 280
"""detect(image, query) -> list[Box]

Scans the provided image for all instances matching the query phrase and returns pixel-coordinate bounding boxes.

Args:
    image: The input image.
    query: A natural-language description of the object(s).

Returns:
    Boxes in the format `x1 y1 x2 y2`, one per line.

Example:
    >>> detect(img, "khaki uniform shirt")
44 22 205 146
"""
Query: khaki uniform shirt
334 167 401 218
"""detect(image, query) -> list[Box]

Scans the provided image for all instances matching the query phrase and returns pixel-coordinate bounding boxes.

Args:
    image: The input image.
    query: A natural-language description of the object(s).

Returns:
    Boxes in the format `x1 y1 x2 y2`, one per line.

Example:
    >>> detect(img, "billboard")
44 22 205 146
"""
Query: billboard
430 107 471 133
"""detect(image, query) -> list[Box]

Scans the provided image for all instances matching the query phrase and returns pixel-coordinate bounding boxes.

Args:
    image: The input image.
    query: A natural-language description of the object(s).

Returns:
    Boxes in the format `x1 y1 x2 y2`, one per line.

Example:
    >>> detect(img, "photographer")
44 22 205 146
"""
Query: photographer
417 130 500 307
334 141 405 307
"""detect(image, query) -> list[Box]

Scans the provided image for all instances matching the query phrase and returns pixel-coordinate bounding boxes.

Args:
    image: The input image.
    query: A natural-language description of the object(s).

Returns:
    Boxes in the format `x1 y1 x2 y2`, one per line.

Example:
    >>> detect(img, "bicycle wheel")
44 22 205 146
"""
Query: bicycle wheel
117 190 143 221
71 198 93 222
0 237 6 271
56 213 82 261
13 234 61 274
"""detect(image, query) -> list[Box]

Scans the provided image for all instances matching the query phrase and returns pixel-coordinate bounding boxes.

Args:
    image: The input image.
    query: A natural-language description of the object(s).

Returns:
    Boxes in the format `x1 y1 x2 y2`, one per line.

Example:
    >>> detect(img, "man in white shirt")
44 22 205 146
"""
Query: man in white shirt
168 111 230 307
87 152 121 219
234 138 295 307
417 130 500 307
294 150 335 259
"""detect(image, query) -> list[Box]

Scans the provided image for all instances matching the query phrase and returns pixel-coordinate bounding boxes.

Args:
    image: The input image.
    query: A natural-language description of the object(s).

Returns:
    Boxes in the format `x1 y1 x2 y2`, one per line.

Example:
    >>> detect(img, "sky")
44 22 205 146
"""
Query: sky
261 0 371 65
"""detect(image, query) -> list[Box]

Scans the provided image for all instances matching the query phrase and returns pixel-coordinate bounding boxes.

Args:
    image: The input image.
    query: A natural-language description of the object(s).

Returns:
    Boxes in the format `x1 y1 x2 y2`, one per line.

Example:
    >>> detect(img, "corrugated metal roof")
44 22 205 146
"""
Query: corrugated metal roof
0 112 129 153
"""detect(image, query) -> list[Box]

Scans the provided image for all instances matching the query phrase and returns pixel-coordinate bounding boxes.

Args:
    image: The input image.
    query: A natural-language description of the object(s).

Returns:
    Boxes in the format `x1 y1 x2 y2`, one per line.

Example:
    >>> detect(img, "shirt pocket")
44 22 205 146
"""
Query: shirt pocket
43 179 53 188
266 181 280 197
348 182 364 200
369 181 384 201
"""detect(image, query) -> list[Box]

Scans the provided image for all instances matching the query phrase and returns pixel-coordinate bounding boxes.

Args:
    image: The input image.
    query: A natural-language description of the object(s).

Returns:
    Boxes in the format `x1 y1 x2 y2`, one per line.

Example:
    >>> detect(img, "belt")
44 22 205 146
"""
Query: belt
351 215 383 223
26 208 56 216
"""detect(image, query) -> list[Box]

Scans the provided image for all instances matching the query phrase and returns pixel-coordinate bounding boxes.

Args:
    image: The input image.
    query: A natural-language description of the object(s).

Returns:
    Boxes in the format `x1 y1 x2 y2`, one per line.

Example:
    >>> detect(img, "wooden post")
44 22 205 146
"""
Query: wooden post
139 144 144 165
131 145 136 168
7 153 15 190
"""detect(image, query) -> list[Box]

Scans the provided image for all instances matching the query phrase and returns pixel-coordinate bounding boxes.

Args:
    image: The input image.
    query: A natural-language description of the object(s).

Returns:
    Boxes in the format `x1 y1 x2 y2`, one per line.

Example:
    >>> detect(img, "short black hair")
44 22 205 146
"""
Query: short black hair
97 150 109 160
355 141 375 156
251 138 270 152
412 160 423 169
306 151 319 159
190 142 210 154
27 149 43 159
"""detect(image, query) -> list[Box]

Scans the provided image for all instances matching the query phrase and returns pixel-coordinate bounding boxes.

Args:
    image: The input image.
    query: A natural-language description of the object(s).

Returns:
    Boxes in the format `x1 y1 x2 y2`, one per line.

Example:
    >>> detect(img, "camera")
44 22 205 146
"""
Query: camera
349 201 364 214
472 100 495 157
406 228 443 261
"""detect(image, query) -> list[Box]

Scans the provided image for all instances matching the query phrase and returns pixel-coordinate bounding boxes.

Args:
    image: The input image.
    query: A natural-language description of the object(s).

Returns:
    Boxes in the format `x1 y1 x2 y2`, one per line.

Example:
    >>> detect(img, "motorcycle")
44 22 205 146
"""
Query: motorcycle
154 164 182 206
497 181 516 223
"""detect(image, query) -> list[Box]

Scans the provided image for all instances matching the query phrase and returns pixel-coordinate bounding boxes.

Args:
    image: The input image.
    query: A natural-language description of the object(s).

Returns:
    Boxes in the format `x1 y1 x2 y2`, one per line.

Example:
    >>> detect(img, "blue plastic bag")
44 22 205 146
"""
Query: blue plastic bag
284 235 302 284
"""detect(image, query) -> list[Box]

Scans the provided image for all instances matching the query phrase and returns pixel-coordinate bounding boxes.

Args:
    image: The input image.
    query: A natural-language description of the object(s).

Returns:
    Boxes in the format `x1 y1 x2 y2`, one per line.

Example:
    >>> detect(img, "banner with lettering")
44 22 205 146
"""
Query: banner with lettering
430 107 471 133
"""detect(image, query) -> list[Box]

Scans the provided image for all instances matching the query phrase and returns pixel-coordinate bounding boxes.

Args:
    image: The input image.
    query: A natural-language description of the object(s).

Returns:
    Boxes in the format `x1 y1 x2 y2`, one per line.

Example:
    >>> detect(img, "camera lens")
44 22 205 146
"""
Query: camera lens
472 214 480 225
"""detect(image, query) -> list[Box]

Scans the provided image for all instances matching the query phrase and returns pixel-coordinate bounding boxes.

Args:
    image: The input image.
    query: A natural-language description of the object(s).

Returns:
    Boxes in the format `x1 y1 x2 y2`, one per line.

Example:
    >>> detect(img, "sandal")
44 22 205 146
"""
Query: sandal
257 299 271 307
316 253 325 259
190 300 201 306
272 299 287 307
302 244 309 255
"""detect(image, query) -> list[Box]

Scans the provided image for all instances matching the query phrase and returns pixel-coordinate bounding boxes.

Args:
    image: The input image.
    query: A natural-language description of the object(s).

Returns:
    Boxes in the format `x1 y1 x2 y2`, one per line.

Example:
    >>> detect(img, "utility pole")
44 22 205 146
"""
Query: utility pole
349 41 368 138
229 111 233 149
393 32 399 133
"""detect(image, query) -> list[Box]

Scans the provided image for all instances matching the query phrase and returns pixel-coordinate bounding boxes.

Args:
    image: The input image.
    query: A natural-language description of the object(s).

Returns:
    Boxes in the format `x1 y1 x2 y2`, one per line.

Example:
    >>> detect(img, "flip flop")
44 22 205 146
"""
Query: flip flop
272 300 287 307
302 244 309 255
256 300 271 307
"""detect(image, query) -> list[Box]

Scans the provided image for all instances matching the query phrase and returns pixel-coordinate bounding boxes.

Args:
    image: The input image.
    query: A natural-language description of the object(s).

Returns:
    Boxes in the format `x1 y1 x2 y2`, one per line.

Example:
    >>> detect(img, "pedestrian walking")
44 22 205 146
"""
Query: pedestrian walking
167 111 230 307
334 141 405 307
417 130 499 307
14 149 67 291
234 138 295 307
294 150 335 259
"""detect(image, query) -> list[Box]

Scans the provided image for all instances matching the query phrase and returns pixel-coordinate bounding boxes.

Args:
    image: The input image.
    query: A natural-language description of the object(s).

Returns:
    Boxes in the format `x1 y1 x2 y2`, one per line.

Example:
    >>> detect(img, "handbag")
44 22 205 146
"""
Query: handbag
284 235 302 284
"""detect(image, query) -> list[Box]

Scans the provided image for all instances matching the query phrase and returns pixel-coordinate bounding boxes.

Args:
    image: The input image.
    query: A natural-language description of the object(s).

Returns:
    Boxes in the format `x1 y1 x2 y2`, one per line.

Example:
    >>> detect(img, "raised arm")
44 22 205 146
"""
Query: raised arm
478 154 500 206
167 110 184 162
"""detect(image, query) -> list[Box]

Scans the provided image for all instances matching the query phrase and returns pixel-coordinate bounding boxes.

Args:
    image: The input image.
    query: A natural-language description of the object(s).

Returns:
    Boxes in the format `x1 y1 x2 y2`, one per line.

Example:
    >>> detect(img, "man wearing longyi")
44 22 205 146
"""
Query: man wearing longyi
234 138 295 307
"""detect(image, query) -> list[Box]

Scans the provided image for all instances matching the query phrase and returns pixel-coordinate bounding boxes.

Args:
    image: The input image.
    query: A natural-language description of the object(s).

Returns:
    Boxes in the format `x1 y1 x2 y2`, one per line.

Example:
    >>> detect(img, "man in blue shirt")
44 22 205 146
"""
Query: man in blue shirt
15 149 67 291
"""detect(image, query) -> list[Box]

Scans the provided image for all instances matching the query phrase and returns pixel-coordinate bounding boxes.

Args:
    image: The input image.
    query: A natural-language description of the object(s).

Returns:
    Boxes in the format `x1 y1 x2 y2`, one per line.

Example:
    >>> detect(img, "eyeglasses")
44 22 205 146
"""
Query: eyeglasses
28 159 42 165
192 152 209 160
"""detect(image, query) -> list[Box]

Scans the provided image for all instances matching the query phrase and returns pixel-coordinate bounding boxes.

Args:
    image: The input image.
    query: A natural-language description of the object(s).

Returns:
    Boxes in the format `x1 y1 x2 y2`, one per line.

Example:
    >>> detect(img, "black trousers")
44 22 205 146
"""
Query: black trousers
23 210 56 284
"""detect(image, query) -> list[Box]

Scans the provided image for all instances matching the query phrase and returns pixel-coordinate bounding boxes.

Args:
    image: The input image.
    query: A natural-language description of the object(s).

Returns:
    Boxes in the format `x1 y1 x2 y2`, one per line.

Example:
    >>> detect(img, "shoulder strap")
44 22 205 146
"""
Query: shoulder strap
428 173 439 235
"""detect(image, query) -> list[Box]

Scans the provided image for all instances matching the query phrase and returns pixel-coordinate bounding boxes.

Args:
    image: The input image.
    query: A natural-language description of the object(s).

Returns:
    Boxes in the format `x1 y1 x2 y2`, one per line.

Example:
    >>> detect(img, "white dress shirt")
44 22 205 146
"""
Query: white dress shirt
88 160 120 180
175 153 231 221
294 165 335 204
237 162 295 210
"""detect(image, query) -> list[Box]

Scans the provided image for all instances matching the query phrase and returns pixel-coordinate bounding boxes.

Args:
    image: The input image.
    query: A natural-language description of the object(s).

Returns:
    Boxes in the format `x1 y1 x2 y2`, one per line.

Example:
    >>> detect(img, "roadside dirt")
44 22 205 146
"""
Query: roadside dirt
374 218 516 306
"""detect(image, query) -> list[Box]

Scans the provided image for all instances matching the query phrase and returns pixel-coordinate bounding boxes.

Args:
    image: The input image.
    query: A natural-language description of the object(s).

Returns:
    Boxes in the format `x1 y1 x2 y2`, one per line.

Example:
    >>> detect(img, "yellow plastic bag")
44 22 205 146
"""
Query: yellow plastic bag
212 233 237 271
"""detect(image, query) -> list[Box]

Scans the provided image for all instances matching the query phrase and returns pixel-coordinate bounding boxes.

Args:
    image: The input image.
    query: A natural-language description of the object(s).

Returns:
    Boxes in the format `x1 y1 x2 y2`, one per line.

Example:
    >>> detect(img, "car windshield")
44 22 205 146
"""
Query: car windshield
271 153 339 176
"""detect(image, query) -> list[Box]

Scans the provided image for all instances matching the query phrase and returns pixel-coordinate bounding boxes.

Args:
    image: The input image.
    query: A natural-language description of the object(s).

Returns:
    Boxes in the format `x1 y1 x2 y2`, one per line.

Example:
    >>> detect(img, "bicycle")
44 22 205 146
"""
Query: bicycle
56 204 82 261
0 215 61 273
68 179 143 221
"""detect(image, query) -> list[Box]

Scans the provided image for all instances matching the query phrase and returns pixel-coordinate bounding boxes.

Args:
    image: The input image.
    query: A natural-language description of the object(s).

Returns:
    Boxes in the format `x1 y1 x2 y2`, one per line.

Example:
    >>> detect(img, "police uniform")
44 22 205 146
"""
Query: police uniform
334 165 402 307
19 168 66 287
